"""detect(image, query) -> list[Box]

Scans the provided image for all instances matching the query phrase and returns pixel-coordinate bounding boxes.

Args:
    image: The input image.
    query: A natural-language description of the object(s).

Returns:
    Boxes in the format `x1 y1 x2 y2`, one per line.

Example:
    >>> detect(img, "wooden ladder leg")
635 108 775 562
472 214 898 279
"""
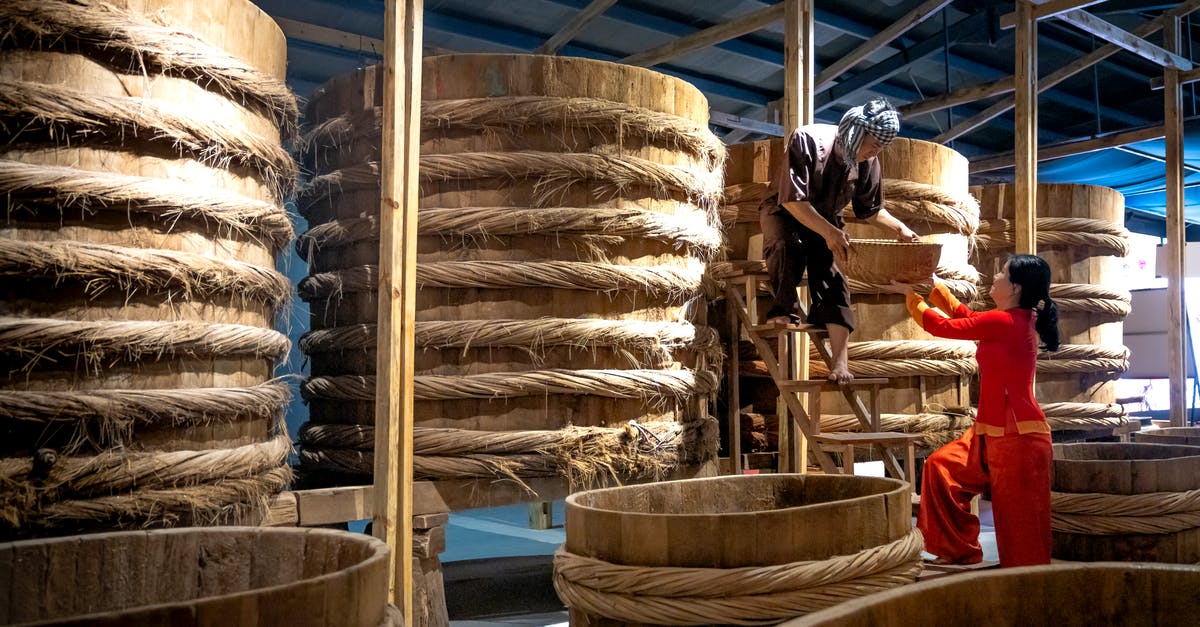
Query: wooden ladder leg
727 292 743 475
906 439 916 489
842 443 855 475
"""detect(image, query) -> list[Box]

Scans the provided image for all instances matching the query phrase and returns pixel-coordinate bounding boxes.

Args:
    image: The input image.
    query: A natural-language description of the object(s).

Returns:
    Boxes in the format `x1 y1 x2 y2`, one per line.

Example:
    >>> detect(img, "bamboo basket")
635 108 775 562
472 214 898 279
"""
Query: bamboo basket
845 239 942 284
555 474 921 626
294 54 724 498
0 527 398 626
0 0 296 537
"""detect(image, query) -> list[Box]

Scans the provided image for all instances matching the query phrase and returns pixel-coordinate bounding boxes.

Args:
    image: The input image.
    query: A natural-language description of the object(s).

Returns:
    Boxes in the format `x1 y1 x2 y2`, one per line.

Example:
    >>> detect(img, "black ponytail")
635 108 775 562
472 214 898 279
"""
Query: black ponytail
1007 254 1060 351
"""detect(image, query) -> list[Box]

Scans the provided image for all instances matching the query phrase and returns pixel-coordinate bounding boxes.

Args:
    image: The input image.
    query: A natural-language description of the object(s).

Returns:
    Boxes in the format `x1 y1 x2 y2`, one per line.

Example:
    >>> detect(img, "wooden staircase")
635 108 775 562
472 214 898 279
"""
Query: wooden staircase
724 268 921 482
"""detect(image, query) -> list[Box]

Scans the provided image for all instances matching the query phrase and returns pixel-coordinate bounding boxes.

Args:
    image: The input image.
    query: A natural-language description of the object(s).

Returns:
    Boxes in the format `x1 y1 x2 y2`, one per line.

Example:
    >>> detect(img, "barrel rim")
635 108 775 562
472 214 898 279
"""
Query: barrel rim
1053 441 1200 461
782 561 1200 626
0 526 388 623
564 473 910 519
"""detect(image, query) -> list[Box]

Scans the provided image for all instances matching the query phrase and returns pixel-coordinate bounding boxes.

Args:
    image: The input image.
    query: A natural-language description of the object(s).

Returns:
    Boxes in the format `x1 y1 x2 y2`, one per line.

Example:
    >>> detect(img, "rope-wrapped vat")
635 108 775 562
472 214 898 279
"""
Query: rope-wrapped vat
555 475 922 626
782 562 1200 626
971 184 1132 435
0 527 399 626
719 138 980 451
295 55 724 494
1134 427 1200 445
0 0 296 537
1052 442 1200 563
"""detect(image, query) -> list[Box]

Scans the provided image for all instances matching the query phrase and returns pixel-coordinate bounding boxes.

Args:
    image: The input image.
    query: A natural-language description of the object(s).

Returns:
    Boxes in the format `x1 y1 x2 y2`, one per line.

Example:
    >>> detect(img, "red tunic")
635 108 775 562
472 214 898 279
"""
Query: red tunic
920 303 1049 435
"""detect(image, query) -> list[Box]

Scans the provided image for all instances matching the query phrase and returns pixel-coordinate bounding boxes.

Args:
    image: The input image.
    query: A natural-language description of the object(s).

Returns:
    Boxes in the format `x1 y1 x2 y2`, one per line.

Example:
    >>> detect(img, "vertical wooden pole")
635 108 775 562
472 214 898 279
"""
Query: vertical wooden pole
373 0 422 622
784 0 813 474
1013 0 1037 255
1165 16 1187 427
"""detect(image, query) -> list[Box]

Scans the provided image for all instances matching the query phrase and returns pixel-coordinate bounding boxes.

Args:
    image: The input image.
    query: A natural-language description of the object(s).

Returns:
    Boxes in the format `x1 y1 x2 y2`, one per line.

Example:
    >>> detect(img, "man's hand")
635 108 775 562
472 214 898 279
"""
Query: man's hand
896 225 920 243
823 227 850 267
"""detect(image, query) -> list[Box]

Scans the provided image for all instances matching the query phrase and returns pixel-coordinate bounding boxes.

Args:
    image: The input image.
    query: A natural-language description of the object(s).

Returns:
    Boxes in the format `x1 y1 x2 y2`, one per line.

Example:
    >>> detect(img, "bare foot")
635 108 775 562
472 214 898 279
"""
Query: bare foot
827 364 854 384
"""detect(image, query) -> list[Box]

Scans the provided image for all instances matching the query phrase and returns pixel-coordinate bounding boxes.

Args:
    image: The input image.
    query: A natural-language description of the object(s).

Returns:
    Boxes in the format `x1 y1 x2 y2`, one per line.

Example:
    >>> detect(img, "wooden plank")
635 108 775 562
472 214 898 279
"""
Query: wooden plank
815 0 953 90
274 17 384 56
621 3 784 67
1014 0 1037 255
1165 16 1187 427
534 0 617 55
708 110 785 136
999 0 1105 29
1150 65 1200 90
374 1 423 621
727 292 743 475
970 124 1167 173
899 77 1013 119
935 0 1200 143
1057 9 1192 70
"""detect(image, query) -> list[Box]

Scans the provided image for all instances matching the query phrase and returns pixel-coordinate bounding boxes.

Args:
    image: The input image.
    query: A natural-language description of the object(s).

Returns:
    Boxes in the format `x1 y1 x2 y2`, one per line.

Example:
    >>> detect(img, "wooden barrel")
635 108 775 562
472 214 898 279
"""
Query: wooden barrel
0 0 295 537
971 184 1131 435
1134 427 1200 445
295 55 723 493
554 474 921 625
1052 442 1200 563
720 138 979 451
0 527 397 626
782 562 1200 626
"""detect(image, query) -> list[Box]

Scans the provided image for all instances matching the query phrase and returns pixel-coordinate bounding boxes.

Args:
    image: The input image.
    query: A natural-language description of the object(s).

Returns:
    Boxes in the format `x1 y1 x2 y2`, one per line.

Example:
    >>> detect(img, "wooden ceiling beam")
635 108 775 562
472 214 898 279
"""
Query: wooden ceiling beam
620 3 784 67
999 0 1107 29
1056 9 1192 70
814 0 953 90
534 0 617 55
969 124 1167 173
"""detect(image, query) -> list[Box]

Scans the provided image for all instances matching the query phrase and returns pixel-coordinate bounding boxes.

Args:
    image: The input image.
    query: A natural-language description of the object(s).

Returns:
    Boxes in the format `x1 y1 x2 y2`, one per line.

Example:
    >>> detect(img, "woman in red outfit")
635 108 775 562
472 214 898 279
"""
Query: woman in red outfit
903 254 1059 567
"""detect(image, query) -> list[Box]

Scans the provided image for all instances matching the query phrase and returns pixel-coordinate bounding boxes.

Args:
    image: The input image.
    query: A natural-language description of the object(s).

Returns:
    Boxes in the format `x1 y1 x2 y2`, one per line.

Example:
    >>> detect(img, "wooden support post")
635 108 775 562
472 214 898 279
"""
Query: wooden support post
1014 0 1037 256
373 0 422 622
1165 16 1187 427
528 501 554 530
727 293 743 475
784 0 814 130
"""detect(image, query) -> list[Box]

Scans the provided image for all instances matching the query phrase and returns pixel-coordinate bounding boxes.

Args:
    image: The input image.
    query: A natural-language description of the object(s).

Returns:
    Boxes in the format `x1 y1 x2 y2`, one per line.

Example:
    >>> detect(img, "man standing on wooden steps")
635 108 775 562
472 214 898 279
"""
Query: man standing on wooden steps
761 97 919 384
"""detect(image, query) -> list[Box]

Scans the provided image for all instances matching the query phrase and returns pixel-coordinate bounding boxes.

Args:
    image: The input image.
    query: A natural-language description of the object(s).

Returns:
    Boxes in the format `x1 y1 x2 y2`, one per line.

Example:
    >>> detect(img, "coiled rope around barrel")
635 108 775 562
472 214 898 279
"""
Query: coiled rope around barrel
807 340 978 378
973 283 1132 318
0 160 293 251
1 0 299 135
296 205 722 259
302 369 719 404
1052 488 1200 535
1037 344 1130 377
552 528 924 626
976 218 1132 258
302 96 726 171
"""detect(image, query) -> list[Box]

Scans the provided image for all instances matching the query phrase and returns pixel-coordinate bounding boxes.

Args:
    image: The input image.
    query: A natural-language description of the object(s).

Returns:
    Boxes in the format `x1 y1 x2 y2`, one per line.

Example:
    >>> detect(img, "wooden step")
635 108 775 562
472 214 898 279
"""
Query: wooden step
811 431 923 446
749 321 825 337
777 377 888 392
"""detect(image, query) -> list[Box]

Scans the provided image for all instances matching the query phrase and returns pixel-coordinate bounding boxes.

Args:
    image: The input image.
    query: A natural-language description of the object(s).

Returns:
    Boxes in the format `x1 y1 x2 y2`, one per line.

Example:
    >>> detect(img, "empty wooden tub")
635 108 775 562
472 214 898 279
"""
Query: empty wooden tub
0 527 397 626
782 562 1200 626
554 474 921 626
1052 442 1200 563
1134 427 1200 446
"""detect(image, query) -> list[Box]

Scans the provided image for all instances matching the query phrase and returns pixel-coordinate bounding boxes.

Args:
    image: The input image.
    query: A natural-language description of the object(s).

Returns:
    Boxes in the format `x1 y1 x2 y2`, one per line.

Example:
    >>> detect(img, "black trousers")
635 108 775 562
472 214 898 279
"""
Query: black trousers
760 205 857 332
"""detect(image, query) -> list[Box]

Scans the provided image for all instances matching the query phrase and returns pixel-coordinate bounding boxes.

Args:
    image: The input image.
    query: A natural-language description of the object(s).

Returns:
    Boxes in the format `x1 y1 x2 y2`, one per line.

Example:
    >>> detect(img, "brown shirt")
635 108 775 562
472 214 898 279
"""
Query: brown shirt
773 123 883 229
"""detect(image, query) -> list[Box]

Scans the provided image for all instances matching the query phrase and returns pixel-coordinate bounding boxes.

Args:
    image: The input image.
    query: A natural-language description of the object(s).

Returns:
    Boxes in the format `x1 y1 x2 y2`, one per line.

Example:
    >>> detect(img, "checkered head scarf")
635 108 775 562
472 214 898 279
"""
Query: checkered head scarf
837 98 900 164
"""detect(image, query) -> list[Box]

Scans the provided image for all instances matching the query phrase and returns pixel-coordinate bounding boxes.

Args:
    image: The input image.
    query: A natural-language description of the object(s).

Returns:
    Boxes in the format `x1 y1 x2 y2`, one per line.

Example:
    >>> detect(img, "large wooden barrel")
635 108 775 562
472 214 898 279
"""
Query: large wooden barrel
554 474 921 625
0 0 295 537
1134 427 1200 445
971 184 1131 436
719 137 979 452
295 55 723 495
0 527 397 626
1052 442 1200 563
783 562 1200 626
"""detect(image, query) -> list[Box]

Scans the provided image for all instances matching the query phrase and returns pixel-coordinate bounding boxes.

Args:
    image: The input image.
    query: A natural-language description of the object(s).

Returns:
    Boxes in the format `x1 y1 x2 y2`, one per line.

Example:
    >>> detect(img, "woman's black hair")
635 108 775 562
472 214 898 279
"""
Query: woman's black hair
1007 254 1060 351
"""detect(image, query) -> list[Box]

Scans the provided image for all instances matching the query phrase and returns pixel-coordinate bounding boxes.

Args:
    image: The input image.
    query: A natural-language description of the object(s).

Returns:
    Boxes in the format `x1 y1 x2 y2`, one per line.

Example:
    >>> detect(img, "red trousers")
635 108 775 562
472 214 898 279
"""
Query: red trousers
917 427 1053 567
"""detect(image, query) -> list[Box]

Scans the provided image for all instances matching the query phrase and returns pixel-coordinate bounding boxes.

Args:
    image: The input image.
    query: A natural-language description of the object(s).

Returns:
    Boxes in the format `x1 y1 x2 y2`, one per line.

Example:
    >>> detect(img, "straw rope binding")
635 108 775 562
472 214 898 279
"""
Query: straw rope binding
976 217 1131 257
1036 344 1130 377
302 369 719 404
1 0 299 135
296 205 721 259
972 283 1131 317
552 528 924 625
0 160 294 251
298 262 704 301
298 420 716 489
1052 488 1200 535
0 240 292 307
302 97 725 171
0 79 297 199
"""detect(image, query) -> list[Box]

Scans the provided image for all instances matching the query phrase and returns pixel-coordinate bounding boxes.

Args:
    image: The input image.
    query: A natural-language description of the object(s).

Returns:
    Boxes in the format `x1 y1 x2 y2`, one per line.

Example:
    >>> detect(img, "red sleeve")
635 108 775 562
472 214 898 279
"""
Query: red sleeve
921 308 1010 342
